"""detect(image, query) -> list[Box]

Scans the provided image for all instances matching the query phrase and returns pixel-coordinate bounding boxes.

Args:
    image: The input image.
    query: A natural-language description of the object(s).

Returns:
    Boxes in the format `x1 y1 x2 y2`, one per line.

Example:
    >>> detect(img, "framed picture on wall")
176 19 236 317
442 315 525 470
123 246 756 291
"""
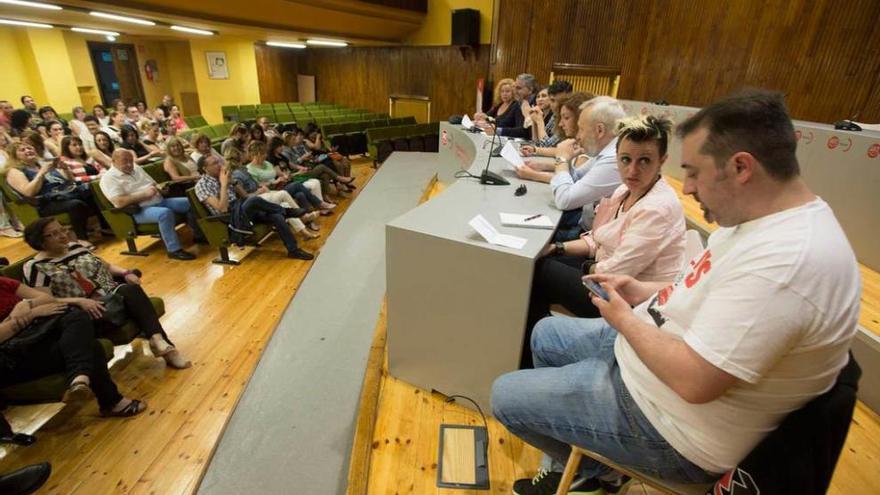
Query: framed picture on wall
206 51 229 79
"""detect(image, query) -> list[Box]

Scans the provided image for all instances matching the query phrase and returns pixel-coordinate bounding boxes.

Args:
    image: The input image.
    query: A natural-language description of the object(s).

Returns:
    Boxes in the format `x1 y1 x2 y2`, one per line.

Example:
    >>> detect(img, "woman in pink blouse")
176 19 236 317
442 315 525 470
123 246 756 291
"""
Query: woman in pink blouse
168 105 188 133
523 114 685 366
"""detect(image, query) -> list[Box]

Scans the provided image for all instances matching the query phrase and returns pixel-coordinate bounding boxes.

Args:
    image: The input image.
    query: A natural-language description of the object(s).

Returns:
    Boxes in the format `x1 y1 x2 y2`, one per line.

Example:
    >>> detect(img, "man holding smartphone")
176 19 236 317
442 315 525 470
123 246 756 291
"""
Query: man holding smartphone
492 90 861 495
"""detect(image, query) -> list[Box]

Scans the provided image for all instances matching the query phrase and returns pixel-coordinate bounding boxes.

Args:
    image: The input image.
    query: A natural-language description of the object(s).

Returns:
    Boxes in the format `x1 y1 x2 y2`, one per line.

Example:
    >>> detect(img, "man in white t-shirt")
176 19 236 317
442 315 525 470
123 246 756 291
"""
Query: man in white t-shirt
492 90 861 495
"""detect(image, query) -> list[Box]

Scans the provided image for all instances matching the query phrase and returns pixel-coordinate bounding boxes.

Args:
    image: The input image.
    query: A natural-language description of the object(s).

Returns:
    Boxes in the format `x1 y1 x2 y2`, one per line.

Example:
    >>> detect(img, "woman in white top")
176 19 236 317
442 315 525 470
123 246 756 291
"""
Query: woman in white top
523 114 686 365
163 137 200 181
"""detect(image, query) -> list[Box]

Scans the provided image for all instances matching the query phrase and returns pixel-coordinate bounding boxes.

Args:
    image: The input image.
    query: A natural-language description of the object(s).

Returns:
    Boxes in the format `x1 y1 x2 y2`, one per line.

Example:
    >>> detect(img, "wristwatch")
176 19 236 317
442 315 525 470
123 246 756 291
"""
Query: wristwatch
553 241 565 256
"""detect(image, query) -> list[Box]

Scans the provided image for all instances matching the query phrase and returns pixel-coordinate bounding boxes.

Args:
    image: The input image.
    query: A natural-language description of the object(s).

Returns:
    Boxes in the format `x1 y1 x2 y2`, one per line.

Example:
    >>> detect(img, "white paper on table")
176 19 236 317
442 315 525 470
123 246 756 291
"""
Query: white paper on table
500 140 525 171
468 214 528 250
461 114 474 129
499 213 554 229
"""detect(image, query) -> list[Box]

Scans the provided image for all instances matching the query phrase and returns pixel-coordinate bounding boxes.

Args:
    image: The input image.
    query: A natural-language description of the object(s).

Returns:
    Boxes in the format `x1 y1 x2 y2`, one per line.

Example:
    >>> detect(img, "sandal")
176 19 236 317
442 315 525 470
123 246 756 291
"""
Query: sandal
163 349 192 369
101 399 147 418
63 381 94 403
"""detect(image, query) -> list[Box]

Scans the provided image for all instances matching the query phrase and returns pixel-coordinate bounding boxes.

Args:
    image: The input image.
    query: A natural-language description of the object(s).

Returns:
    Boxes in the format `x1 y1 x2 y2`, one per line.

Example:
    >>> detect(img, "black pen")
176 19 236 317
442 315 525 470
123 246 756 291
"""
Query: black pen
523 214 542 222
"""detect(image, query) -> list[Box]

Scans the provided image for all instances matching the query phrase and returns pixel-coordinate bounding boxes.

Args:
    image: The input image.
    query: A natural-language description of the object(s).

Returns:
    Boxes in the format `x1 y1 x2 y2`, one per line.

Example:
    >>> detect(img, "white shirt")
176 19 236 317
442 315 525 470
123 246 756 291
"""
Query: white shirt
102 125 122 144
550 137 621 228
99 165 163 207
615 198 860 473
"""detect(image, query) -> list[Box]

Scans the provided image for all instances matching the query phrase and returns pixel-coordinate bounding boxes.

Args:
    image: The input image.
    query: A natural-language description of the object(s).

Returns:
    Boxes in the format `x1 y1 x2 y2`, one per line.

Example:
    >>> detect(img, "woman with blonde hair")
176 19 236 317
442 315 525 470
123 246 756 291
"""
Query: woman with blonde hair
522 114 686 366
163 137 199 182
475 78 521 133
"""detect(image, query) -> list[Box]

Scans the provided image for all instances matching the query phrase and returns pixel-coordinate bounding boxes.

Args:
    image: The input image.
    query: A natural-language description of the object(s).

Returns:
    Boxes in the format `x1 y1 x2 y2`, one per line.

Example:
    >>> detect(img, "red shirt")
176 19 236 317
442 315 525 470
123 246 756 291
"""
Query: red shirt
0 276 22 320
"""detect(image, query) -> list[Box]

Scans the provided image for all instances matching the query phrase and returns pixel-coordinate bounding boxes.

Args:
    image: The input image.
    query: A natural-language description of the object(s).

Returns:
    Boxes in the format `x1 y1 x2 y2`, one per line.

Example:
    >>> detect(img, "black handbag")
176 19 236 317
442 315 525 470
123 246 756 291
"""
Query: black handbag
0 314 63 356
99 286 128 327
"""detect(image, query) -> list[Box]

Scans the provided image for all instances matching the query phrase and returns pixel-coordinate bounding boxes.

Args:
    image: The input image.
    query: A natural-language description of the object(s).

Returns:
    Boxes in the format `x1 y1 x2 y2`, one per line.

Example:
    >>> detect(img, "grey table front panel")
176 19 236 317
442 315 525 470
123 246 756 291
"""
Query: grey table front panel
386 125 563 413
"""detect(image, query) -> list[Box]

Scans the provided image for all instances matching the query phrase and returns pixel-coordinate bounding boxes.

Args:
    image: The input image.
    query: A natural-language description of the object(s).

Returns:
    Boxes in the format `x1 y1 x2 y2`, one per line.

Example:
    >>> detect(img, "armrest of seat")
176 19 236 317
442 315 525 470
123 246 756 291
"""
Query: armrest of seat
109 205 141 215
203 213 231 223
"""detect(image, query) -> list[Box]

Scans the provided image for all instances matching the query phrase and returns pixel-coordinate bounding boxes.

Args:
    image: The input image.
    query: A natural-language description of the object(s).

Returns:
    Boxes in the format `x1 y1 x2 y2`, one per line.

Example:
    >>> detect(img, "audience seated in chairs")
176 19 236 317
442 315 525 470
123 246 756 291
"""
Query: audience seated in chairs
139 120 165 154
91 131 116 169
38 107 67 131
5 141 99 240
492 90 862 495
167 105 188 133
9 110 32 139
99 149 198 260
303 126 355 188
225 146 321 240
266 137 336 214
92 105 109 127
524 114 686 367
120 127 163 165
102 111 125 144
60 136 107 184
0 274 147 417
249 124 267 145
194 153 315 260
285 129 355 197
44 121 65 158
21 131 57 164
22 217 191 369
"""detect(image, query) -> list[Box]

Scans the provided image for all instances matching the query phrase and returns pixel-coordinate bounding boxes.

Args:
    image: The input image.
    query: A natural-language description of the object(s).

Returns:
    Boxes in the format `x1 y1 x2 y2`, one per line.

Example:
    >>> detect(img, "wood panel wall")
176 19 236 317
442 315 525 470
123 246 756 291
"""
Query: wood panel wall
256 45 491 121
491 0 880 123
255 43 301 103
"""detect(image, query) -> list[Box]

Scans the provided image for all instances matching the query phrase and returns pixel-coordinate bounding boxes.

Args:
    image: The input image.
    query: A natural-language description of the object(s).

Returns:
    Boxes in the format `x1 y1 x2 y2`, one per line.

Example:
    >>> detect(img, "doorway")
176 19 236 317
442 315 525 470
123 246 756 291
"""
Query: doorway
88 42 145 107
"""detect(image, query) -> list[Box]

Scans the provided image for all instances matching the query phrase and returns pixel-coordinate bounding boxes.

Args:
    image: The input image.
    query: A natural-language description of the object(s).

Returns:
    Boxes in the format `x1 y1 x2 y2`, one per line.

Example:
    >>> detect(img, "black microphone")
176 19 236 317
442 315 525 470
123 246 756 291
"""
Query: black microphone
480 121 510 186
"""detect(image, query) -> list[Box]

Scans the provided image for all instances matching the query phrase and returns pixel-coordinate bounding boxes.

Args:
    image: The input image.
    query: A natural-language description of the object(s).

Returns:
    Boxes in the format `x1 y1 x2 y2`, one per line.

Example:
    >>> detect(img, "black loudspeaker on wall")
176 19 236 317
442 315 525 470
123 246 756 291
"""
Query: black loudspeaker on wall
452 8 480 47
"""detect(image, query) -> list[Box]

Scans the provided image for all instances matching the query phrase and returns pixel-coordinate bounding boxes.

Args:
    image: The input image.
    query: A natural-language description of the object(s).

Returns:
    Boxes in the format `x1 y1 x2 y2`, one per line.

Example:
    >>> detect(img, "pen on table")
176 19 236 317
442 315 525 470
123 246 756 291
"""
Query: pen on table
523 214 542 222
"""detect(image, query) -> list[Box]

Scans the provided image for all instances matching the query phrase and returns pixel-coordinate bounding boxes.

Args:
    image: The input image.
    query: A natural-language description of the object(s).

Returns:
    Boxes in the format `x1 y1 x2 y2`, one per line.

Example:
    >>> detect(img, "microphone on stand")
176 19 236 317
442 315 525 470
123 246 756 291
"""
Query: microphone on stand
479 118 510 186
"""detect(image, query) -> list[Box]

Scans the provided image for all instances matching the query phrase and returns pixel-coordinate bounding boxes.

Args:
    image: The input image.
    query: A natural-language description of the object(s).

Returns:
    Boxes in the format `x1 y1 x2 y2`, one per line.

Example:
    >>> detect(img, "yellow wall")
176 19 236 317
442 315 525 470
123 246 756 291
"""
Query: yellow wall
164 40 198 113
19 28 82 112
62 31 102 110
406 0 493 45
189 36 260 124
0 28 40 106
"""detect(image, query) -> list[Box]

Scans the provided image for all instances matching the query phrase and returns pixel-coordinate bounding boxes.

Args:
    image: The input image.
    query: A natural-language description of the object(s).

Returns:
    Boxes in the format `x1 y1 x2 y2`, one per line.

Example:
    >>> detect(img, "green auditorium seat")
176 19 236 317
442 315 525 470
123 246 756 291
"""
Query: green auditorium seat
189 115 209 128
221 105 239 121
0 171 73 229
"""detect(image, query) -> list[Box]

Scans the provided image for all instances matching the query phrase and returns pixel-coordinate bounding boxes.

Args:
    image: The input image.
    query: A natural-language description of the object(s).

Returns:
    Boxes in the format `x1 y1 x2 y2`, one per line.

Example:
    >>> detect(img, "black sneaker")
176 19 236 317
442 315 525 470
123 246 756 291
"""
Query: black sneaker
599 474 633 494
512 469 603 495
167 250 196 260
287 249 314 260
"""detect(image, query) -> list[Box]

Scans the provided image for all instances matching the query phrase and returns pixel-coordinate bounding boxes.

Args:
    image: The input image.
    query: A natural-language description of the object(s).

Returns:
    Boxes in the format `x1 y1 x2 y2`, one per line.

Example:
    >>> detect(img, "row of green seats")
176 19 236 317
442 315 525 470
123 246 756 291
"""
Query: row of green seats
367 121 438 164
222 102 346 121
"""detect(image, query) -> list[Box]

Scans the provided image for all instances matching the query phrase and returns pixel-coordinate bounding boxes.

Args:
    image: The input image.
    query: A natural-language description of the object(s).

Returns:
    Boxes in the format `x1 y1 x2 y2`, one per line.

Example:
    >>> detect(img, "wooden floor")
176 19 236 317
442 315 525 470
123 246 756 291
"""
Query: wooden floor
0 159 376 494
358 180 880 495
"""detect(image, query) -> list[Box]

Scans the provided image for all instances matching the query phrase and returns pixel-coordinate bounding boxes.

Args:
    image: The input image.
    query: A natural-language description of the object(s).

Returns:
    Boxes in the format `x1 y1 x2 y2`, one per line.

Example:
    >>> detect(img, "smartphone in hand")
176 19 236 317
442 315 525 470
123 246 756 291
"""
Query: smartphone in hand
582 279 610 301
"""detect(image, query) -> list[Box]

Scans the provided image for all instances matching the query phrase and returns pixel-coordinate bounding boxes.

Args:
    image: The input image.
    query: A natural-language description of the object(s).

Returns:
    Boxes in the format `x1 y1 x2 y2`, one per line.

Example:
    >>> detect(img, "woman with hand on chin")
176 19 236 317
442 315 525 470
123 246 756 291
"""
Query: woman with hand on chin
514 92 593 183
522 114 686 367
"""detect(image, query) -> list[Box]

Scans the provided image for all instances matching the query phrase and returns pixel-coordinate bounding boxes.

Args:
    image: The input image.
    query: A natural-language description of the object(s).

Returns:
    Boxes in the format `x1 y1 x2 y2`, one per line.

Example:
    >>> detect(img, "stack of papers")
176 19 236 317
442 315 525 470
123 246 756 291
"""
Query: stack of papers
500 141 525 171
468 214 528 250
461 114 475 129
499 213 554 229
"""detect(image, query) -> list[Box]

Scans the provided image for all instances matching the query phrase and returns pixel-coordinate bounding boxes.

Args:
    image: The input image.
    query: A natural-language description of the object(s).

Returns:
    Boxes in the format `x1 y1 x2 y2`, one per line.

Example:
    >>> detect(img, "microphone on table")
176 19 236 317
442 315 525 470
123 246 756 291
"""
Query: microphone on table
479 119 510 186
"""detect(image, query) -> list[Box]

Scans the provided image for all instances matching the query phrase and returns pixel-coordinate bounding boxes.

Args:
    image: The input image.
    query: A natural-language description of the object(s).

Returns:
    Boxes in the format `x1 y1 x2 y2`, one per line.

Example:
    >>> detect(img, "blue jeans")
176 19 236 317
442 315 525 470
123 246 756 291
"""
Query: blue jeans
492 316 718 484
132 197 190 253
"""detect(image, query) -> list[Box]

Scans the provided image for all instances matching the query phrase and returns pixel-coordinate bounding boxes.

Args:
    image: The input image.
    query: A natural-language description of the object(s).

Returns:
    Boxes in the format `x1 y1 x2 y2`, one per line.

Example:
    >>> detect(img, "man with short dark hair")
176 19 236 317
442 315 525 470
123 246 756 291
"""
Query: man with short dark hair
534 80 573 147
493 90 860 494
19 95 40 123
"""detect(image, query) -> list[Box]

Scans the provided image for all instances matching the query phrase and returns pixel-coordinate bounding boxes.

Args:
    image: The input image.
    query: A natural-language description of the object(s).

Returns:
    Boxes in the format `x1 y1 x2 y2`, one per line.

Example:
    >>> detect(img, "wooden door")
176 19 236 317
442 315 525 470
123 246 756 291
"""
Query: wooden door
88 42 145 105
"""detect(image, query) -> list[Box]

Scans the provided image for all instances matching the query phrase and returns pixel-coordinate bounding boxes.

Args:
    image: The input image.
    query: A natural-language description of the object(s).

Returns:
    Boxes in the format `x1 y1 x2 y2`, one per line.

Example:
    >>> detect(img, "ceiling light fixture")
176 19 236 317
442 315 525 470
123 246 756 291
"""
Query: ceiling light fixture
306 39 348 47
0 0 61 10
0 18 52 28
72 27 120 37
170 25 213 36
89 11 155 26
267 41 306 49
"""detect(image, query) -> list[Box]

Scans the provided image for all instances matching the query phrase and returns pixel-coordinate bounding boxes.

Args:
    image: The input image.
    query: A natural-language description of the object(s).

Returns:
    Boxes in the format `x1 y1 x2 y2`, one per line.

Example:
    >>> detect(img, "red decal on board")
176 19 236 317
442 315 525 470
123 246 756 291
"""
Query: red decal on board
827 136 839 150
868 143 880 159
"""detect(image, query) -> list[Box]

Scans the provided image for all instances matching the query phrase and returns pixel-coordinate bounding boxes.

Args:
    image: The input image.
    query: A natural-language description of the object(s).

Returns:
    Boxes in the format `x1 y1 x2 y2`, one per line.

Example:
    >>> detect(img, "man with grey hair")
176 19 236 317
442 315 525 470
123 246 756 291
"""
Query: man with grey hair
496 73 540 139
549 96 625 241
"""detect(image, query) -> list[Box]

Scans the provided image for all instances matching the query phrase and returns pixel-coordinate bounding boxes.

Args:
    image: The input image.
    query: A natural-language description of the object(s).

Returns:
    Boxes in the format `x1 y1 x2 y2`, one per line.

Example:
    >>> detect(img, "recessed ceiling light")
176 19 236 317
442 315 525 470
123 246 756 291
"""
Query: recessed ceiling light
170 25 214 36
0 0 61 10
89 11 155 26
106 35 116 41
267 41 306 49
0 18 52 28
306 39 348 47
72 27 120 37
